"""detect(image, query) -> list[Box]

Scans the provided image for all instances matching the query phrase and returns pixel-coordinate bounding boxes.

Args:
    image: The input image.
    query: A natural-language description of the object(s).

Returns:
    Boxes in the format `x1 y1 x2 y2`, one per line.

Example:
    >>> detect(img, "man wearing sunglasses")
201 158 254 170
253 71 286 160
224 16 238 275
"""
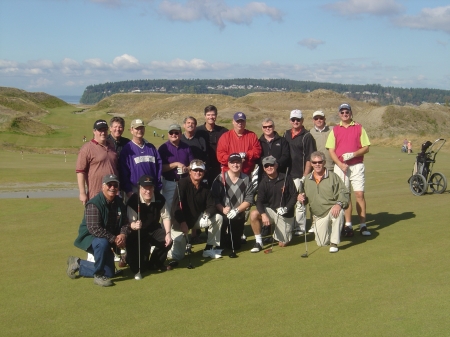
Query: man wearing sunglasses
120 119 163 199
284 110 317 235
68 174 128 287
259 118 290 176
158 124 194 214
76 119 118 205
298 152 349 253
249 156 297 252
325 103 371 237
170 160 223 260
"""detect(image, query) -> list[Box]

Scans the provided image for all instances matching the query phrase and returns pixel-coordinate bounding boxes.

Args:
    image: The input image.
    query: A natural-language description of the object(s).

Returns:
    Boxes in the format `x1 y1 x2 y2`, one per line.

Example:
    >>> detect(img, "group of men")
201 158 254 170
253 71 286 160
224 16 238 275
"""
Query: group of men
67 103 371 287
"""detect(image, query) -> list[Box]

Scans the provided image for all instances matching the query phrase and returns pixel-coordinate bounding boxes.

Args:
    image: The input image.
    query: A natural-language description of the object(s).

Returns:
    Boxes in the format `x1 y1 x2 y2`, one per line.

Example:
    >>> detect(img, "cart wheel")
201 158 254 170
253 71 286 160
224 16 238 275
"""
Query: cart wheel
409 174 428 196
429 173 447 194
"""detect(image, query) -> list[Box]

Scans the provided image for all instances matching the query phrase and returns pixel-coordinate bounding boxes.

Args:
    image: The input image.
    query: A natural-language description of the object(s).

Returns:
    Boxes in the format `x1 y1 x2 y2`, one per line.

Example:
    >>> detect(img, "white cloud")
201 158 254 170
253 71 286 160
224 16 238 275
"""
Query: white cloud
323 0 403 17
158 0 283 28
28 77 53 89
298 38 325 50
394 6 450 34
112 54 142 70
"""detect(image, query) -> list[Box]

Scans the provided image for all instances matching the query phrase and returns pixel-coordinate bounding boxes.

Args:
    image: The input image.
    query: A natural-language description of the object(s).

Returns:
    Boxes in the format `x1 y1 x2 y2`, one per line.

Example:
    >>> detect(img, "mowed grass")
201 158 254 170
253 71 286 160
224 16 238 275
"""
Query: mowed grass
1 147 450 336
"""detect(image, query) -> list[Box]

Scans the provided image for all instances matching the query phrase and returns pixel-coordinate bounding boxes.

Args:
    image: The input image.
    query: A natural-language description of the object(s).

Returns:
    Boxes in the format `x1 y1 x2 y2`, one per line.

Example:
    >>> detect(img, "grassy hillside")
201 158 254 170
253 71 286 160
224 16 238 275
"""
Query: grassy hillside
1 87 450 153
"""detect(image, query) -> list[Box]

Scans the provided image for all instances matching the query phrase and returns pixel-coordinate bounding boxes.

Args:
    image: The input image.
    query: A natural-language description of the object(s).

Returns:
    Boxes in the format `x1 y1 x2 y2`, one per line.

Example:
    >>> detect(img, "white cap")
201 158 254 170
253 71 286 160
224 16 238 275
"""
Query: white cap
290 109 303 119
190 162 206 171
313 110 325 118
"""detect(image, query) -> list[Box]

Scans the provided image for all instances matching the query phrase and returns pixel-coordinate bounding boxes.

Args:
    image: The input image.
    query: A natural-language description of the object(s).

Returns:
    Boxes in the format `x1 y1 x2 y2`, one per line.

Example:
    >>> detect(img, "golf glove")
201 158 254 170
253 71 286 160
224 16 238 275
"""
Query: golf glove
276 207 288 215
299 176 305 184
227 208 239 219
342 152 354 161
239 152 246 159
199 213 211 228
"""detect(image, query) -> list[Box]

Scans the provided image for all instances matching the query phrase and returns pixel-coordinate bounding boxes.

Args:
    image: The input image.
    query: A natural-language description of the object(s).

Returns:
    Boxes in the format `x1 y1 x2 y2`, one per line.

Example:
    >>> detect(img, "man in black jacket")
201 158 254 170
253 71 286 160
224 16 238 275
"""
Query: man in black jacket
249 156 297 252
170 160 223 260
126 175 173 276
259 118 290 176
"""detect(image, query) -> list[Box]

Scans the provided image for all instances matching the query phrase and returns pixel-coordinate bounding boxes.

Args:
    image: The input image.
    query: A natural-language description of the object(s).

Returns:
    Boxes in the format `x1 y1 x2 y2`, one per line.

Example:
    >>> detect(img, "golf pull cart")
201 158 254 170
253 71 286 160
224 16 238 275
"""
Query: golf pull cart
408 138 447 196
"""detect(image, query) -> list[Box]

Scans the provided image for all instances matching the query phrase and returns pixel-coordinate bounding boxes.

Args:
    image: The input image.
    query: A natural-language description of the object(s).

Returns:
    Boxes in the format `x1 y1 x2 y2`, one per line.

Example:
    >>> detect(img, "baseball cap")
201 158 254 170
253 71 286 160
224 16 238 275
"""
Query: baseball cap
228 153 243 162
313 111 325 118
102 174 120 184
131 119 145 128
190 161 206 171
168 124 181 132
233 112 246 121
290 109 303 119
262 156 277 166
339 103 351 111
138 175 155 187
93 119 108 130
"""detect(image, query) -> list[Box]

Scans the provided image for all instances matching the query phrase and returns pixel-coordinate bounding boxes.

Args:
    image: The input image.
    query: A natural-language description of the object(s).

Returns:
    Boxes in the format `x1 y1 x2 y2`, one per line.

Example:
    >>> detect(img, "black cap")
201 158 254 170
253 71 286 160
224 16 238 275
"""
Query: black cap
102 174 120 184
138 175 155 187
93 119 108 130
228 153 242 162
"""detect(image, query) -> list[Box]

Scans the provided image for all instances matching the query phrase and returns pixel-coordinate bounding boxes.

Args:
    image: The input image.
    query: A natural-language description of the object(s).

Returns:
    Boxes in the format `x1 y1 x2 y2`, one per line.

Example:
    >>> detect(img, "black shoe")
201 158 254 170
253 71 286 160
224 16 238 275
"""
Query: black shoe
342 226 354 237
263 237 274 244
250 242 263 253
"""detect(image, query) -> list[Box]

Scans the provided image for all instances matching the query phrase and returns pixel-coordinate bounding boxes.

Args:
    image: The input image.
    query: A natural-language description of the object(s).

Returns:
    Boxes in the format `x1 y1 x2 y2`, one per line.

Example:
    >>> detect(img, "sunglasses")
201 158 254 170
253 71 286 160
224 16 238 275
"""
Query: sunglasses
262 125 274 129
106 182 119 188
264 164 275 168
311 160 324 164
339 111 350 115
169 131 180 135
290 118 302 122
192 169 204 173
313 117 324 120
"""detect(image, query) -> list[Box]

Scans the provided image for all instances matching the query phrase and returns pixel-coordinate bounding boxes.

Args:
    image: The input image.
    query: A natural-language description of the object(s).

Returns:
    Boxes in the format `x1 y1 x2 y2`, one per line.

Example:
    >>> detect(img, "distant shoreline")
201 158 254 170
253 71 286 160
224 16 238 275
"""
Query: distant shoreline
56 95 81 104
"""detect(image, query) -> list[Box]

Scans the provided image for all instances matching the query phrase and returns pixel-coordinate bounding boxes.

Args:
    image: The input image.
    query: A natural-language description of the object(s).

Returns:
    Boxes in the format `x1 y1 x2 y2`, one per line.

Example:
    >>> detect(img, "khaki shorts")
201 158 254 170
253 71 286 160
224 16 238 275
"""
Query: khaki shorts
334 162 365 192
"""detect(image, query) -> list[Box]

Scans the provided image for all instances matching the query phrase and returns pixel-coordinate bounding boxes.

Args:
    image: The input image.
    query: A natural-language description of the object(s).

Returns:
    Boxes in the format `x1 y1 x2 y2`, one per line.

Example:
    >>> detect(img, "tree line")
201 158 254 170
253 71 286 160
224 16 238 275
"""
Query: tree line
80 78 450 106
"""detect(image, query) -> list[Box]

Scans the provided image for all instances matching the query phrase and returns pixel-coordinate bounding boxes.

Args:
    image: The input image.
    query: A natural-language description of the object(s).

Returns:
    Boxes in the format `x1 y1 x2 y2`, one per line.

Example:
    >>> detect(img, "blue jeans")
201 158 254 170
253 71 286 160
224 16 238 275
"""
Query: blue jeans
79 237 115 278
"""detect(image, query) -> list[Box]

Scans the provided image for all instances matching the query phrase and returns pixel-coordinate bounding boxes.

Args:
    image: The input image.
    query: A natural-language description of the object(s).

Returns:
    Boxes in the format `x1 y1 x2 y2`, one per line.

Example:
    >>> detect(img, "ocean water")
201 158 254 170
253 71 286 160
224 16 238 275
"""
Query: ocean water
56 95 82 104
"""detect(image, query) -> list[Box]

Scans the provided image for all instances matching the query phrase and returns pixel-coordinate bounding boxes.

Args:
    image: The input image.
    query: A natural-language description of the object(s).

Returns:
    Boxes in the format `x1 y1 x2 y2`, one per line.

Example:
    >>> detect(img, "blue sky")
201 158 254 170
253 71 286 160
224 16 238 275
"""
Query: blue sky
1 0 449 96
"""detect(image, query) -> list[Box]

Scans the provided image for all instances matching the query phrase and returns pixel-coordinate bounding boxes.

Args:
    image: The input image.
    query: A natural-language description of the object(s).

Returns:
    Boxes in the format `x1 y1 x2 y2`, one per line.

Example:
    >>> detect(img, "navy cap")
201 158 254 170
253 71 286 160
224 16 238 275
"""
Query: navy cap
93 119 108 130
233 112 246 121
228 153 243 162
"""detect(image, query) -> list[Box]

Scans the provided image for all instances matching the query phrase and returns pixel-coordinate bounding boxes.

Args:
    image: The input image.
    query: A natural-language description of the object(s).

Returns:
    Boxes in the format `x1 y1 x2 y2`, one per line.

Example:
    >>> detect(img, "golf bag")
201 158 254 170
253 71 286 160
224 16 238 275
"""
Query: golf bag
412 141 433 179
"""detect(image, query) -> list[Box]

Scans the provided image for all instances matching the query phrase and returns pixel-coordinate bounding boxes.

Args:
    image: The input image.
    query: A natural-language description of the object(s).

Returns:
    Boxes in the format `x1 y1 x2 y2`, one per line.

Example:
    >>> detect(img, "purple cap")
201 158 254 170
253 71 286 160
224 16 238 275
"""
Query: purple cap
233 112 246 121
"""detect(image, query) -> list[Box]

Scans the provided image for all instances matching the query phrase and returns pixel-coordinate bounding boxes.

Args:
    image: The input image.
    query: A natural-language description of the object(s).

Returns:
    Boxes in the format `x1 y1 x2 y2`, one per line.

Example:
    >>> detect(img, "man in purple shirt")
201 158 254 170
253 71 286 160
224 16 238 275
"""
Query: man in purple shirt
119 119 163 197
158 123 194 213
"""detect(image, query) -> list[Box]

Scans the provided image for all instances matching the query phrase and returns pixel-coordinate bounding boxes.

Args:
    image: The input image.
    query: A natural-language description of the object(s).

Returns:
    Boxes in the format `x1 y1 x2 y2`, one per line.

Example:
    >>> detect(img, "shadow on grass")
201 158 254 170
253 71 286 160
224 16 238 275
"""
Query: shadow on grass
339 211 416 250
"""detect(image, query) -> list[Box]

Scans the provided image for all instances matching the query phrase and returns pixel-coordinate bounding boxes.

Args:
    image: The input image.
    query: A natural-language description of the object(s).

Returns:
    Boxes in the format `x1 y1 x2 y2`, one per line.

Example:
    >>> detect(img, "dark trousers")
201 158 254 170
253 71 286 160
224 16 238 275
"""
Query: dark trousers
220 217 245 250
126 226 173 273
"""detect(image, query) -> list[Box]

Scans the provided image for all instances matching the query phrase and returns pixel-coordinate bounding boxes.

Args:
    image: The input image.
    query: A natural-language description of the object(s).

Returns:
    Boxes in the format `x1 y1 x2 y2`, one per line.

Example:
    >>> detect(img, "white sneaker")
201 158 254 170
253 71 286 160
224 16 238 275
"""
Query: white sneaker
329 246 339 253
202 249 222 259
294 230 304 236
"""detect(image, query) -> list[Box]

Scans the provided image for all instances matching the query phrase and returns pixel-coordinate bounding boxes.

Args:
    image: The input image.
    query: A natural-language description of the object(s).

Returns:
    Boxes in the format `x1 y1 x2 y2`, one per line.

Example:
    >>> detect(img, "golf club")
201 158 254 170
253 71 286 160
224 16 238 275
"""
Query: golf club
176 174 195 269
135 184 143 279
298 178 308 258
264 167 289 254
223 168 237 258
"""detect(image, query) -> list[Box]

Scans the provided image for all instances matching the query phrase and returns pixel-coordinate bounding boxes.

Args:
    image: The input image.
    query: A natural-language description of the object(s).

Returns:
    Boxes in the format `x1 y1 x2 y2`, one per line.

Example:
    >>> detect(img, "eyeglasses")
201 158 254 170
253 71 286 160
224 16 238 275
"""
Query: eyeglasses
313 117 324 120
339 110 350 115
192 169 204 173
290 118 302 122
262 125 274 129
311 160 324 164
169 131 180 136
106 182 119 188
264 164 275 168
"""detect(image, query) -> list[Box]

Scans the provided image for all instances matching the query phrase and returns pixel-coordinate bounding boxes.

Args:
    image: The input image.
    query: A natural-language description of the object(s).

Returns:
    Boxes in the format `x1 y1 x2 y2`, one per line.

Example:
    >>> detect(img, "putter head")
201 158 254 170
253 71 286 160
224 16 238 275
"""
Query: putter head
301 253 308 258
263 248 273 254
229 252 238 258
187 264 195 269
134 272 142 280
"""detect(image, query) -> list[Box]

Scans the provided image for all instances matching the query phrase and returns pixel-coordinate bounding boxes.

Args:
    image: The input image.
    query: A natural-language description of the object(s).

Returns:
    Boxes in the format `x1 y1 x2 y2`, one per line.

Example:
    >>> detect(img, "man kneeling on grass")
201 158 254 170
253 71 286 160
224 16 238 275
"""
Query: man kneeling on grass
298 151 349 253
67 174 127 287
249 156 297 252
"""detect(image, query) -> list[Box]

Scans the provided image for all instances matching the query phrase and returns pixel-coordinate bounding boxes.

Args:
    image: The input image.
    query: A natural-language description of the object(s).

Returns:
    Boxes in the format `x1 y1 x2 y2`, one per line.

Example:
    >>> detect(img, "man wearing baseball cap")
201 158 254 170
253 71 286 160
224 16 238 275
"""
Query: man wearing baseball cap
284 109 317 235
120 119 163 198
170 160 223 260
249 156 297 252
325 103 371 236
76 119 118 205
125 174 173 276
216 112 262 176
68 174 128 287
